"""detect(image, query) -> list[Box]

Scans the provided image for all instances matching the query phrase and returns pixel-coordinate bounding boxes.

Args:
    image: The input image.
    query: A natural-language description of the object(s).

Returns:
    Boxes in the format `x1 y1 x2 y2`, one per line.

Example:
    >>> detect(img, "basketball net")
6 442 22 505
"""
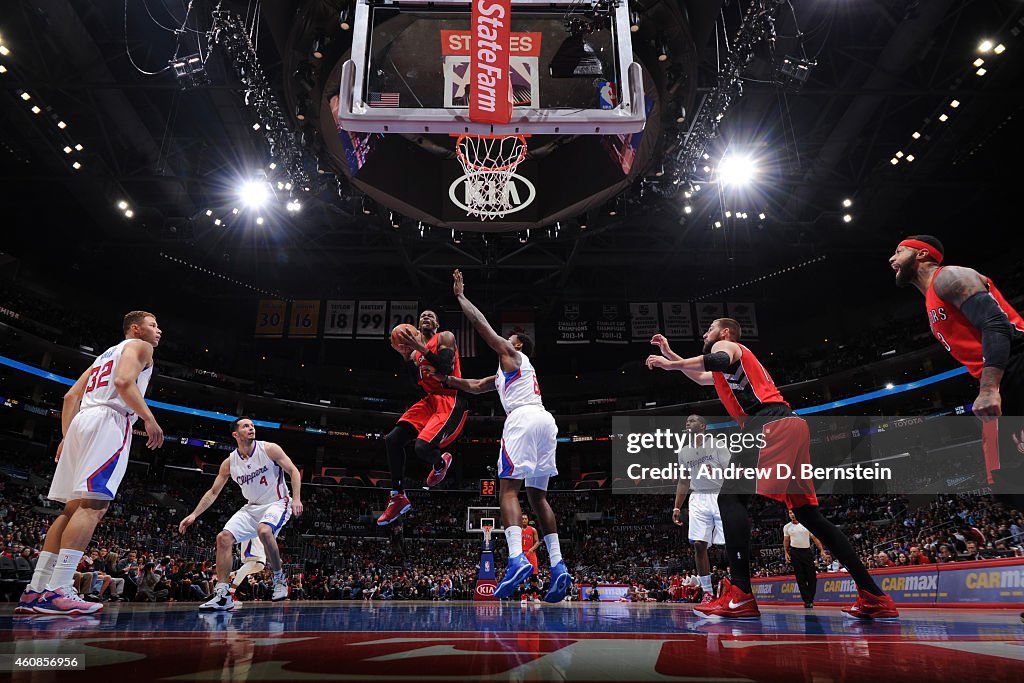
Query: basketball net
459 0 526 220
482 525 494 551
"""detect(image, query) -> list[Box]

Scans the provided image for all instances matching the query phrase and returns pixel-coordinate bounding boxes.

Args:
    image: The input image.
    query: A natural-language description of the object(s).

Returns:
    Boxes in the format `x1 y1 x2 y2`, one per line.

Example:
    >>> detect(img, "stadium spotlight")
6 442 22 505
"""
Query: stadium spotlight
977 39 993 53
994 44 1005 55
843 214 853 223
842 198 852 208
717 155 757 186
239 180 270 208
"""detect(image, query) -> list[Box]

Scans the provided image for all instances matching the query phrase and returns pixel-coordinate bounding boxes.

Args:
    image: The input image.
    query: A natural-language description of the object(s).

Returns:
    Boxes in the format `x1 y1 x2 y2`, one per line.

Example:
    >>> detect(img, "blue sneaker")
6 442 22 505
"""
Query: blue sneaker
494 554 534 599
544 561 572 603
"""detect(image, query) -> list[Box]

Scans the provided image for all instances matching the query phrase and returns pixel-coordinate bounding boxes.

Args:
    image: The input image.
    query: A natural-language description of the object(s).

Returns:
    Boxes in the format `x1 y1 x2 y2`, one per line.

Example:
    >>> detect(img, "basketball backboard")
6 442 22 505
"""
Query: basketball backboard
467 506 504 533
338 0 645 135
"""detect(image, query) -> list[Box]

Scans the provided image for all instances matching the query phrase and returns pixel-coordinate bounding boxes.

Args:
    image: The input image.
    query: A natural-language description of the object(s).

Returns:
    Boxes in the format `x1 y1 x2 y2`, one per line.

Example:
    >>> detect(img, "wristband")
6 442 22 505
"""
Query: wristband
441 375 450 388
672 507 681 512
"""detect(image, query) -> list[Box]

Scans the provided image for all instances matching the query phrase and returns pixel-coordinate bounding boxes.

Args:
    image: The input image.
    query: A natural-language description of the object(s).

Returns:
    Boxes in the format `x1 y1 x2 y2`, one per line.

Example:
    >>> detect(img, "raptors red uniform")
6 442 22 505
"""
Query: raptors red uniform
399 334 469 447
712 344 817 508
521 524 539 575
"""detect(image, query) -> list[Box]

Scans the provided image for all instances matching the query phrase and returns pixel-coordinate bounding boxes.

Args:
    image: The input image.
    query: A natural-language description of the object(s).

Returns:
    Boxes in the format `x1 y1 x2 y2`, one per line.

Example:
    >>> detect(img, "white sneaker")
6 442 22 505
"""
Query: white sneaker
271 581 288 602
199 585 234 611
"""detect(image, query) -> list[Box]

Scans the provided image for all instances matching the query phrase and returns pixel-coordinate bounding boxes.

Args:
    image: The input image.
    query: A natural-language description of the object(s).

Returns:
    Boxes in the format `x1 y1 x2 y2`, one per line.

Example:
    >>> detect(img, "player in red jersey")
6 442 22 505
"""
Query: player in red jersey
379 310 469 525
520 513 541 600
647 319 897 620
890 235 1024 511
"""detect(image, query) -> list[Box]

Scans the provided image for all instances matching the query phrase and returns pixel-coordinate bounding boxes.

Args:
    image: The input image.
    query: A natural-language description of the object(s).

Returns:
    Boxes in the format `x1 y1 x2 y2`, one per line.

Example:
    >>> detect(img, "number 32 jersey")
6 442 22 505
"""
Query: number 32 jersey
80 339 153 420
495 353 544 414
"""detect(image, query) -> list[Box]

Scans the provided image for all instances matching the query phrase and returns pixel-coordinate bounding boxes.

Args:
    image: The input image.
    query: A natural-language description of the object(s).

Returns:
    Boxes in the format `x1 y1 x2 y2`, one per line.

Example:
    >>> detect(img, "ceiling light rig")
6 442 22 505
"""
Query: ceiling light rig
210 10 312 194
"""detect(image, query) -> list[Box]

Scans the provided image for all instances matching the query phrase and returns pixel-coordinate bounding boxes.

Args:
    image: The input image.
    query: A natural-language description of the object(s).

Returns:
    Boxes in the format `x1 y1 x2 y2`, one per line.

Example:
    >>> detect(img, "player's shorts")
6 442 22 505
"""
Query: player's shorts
400 393 469 447
49 406 133 504
239 535 267 564
687 492 725 545
223 497 292 544
526 553 539 575
498 405 558 488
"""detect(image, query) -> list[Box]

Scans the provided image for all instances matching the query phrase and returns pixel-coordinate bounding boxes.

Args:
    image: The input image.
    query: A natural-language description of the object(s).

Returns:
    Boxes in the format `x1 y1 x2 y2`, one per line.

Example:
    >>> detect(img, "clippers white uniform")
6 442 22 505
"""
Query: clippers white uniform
222 441 292 544
49 339 153 503
677 437 731 545
495 353 558 488
239 536 267 564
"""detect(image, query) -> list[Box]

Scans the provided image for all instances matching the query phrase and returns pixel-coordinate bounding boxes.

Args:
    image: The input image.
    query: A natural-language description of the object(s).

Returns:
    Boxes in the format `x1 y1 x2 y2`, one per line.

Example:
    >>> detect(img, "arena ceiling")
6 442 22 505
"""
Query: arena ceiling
1 0 1022 318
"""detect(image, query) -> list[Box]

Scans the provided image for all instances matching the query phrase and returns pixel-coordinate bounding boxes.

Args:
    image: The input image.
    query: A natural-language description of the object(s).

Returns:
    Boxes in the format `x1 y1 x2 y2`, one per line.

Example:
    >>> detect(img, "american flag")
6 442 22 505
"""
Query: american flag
455 313 478 358
368 92 400 107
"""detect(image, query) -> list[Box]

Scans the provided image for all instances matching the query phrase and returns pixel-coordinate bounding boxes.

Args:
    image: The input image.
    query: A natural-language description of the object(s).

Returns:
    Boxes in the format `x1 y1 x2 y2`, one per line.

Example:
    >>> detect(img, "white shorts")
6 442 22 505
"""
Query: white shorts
48 406 133 504
498 405 558 489
239 535 267 564
688 492 725 545
223 497 291 545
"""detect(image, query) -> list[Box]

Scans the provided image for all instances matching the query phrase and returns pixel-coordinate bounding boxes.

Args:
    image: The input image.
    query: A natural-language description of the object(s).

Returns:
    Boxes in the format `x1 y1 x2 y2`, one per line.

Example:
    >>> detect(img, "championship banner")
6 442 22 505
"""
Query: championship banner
501 311 536 340
556 303 590 344
595 303 627 344
727 302 760 339
469 0 512 124
695 301 725 335
629 302 659 342
388 301 419 329
255 300 287 338
662 302 694 339
355 300 388 338
324 300 356 338
288 300 321 338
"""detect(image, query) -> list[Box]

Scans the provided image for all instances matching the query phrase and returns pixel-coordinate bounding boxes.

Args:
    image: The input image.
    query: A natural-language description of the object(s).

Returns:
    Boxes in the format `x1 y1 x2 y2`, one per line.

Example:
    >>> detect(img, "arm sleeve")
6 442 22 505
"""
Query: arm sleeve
702 351 732 372
959 292 1013 370
422 347 456 375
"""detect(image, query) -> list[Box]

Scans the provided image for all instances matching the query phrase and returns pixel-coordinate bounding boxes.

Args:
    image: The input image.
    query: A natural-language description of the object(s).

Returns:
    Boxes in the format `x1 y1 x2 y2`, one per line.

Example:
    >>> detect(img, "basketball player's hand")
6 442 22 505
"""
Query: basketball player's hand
178 514 196 535
145 418 165 449
651 334 671 353
453 269 465 297
292 499 304 517
973 388 1001 421
646 355 671 371
397 327 427 353
785 554 791 565
671 508 683 526
55 439 64 463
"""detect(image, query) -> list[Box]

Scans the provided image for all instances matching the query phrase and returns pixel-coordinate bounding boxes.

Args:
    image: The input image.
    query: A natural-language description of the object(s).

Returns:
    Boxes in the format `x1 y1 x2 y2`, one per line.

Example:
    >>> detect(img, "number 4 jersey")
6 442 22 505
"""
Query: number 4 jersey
81 339 154 420
230 441 290 505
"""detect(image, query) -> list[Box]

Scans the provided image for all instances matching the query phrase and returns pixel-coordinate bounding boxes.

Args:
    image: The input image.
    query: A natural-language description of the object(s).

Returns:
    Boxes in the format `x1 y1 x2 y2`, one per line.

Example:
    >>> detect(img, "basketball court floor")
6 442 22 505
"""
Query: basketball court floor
4 602 1023 681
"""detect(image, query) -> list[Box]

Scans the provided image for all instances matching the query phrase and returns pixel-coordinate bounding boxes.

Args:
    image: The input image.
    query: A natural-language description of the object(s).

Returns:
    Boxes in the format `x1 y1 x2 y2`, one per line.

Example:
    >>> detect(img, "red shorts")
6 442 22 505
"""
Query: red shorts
756 416 819 509
399 393 469 447
526 554 538 575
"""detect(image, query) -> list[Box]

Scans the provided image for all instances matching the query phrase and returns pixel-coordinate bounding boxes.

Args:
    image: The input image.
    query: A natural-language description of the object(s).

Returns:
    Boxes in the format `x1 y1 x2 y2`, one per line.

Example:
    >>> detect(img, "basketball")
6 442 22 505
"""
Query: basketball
390 323 419 351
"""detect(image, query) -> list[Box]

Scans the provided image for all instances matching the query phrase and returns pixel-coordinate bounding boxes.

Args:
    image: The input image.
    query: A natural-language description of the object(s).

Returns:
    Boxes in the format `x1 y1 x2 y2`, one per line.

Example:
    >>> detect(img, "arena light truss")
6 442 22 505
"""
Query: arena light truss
210 10 312 193
670 0 783 185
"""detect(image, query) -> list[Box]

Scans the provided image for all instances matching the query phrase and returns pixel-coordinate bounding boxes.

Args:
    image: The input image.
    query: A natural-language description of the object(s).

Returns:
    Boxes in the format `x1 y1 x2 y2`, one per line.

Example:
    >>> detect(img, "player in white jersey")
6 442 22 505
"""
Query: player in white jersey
19 311 164 616
432 270 571 603
670 412 731 608
179 417 303 610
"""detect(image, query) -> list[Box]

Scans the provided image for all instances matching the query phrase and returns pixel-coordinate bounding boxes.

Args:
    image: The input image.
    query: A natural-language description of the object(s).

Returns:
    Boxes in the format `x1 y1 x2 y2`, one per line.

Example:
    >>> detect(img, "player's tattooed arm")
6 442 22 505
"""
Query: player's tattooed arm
932 266 988 307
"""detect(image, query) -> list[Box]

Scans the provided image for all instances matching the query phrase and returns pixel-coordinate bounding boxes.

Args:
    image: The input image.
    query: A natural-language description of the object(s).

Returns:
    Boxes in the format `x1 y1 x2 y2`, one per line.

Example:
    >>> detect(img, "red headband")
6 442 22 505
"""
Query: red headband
898 239 943 264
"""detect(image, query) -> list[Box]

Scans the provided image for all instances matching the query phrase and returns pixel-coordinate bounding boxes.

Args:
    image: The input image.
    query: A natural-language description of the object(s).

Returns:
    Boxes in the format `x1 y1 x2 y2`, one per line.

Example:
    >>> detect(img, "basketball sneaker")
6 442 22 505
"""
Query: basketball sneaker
693 578 760 620
425 453 453 487
199 584 235 611
521 594 529 605
33 586 104 616
377 492 412 525
494 554 534 599
14 588 43 614
543 561 572 603
271 581 288 602
842 589 899 620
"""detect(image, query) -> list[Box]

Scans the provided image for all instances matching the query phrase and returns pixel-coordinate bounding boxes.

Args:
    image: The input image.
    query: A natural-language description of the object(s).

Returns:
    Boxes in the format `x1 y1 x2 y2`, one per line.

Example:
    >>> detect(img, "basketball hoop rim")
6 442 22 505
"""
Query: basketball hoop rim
454 133 529 173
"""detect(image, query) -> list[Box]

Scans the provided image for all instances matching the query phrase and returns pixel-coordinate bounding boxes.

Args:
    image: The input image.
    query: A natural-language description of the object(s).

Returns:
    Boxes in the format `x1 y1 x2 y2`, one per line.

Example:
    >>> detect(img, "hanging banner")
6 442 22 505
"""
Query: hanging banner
629 302 659 342
695 302 725 335
595 303 628 344
388 301 419 329
255 300 287 338
288 300 321 338
324 300 356 338
356 300 388 338
469 0 512 125
662 302 694 339
727 302 760 339
556 303 590 344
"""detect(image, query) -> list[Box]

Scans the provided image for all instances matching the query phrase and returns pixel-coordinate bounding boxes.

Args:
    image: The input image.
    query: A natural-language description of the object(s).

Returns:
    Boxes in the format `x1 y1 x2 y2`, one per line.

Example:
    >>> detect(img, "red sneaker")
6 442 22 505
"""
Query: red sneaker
425 453 453 487
377 492 412 525
842 589 899 620
694 578 760 619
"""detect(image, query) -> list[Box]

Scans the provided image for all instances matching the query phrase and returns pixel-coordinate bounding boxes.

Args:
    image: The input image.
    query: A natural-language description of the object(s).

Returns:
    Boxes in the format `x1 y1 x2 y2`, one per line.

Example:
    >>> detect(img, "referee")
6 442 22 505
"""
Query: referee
784 509 825 608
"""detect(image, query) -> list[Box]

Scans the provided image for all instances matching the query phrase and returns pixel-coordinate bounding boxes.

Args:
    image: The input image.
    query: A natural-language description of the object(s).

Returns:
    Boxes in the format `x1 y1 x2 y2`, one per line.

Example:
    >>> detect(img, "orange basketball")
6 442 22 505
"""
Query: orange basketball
390 323 419 351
